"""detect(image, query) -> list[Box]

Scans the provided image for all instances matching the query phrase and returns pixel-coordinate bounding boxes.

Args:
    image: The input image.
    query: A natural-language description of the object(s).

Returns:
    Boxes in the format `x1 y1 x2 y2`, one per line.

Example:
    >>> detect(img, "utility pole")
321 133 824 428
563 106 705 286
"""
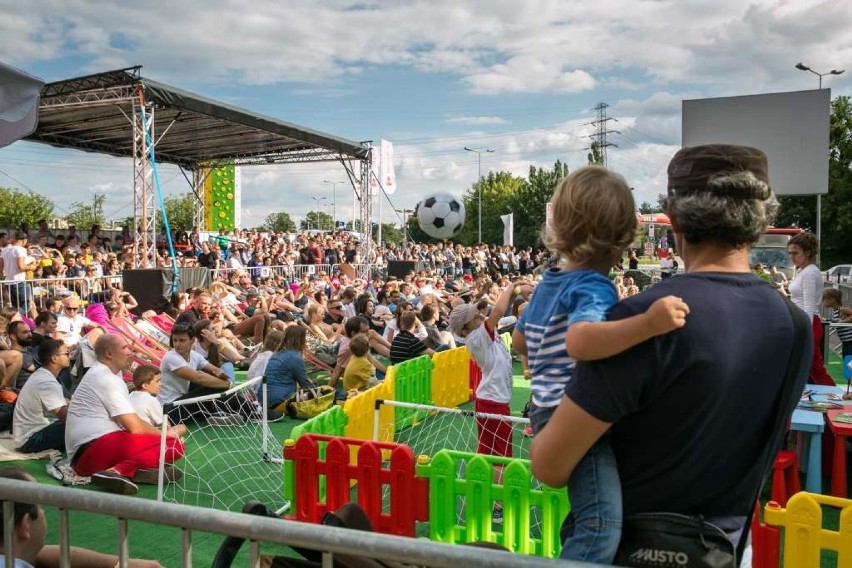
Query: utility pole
589 102 619 168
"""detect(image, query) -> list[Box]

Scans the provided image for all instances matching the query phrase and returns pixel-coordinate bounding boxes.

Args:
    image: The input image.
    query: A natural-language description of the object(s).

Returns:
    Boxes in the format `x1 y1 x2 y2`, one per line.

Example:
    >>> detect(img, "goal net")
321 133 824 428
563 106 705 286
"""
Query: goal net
373 400 552 537
157 377 288 514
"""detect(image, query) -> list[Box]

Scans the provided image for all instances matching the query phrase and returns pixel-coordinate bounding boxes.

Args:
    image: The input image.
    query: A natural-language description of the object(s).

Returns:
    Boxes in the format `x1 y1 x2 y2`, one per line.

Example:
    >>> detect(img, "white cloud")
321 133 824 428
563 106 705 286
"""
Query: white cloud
445 116 507 125
465 57 596 95
6 0 850 96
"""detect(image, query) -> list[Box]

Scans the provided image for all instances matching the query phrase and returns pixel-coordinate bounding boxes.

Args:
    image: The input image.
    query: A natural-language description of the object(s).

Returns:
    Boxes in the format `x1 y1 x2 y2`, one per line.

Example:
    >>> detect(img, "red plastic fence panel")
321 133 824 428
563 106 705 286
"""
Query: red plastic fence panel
751 501 781 568
284 434 428 537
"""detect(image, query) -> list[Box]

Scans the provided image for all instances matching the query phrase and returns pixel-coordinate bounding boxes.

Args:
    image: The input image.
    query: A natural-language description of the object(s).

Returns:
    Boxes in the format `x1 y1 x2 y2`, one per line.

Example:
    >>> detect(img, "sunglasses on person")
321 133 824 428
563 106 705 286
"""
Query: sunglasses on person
330 304 343 309
66 306 80 312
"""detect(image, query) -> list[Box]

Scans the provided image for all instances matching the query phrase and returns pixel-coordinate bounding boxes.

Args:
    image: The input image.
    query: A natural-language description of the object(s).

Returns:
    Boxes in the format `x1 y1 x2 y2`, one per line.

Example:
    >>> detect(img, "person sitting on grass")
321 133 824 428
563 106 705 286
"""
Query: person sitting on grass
66 334 185 495
246 330 286 381
343 335 385 394
263 325 317 414
420 303 455 351
13 339 70 454
129 365 187 438
389 311 433 365
0 467 164 568
157 323 239 425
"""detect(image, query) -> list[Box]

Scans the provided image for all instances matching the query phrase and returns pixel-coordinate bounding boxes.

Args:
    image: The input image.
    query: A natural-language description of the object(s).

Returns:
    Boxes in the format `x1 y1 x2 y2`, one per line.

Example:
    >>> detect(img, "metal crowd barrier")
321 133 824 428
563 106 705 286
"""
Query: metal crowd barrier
210 264 388 284
0 477 591 568
0 275 122 313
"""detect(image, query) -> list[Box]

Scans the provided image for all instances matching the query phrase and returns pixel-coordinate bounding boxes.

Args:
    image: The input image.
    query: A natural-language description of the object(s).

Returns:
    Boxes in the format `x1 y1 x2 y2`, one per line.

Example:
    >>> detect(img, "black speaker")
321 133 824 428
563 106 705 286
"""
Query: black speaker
387 260 416 279
123 267 212 315
122 269 172 314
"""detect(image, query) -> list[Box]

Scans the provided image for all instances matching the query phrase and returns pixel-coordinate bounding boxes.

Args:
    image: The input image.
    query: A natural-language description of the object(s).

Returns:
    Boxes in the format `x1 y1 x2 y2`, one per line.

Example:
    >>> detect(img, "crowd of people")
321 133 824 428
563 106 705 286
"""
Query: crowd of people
0 143 848 566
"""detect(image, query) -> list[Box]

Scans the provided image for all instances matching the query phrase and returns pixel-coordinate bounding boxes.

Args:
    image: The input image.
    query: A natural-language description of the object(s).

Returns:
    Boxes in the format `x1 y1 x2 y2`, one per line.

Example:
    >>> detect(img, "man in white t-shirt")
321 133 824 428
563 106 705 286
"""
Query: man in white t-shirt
55 296 104 348
65 335 185 495
0 231 36 314
13 339 70 453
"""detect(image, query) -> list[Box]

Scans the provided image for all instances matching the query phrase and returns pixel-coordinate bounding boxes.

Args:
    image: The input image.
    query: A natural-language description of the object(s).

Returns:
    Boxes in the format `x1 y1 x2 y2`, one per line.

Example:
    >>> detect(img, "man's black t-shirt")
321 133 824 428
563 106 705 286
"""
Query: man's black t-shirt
198 251 218 268
565 272 811 518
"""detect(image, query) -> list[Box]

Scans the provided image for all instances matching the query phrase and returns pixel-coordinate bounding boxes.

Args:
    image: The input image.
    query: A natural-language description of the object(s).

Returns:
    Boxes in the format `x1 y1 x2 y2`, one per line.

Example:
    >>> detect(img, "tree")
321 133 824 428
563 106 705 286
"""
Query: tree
458 170 526 245
587 141 604 166
157 193 197 231
509 160 570 249
638 201 662 214
262 211 297 233
776 95 852 267
374 223 404 245
65 193 106 228
0 186 54 229
300 210 333 231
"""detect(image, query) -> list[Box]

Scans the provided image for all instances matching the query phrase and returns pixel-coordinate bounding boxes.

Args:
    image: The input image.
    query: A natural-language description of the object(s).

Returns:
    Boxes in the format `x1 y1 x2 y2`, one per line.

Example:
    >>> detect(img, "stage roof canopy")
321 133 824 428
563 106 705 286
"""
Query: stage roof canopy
26 66 369 169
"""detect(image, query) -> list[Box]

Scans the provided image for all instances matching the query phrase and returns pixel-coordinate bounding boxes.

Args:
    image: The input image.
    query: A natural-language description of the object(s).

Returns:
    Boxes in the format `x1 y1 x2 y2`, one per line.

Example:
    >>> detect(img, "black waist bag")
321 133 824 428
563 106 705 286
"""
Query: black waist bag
614 513 736 568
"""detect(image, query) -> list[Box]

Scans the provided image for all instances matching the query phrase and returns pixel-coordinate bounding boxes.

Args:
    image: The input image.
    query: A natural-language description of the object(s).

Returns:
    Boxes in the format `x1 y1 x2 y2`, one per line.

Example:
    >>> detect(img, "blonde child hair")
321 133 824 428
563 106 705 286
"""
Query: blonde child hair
545 166 637 264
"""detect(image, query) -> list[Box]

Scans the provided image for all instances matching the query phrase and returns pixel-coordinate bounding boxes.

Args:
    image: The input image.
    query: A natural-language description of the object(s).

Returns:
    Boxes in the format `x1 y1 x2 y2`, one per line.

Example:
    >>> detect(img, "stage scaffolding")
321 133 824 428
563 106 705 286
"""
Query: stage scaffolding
29 66 372 267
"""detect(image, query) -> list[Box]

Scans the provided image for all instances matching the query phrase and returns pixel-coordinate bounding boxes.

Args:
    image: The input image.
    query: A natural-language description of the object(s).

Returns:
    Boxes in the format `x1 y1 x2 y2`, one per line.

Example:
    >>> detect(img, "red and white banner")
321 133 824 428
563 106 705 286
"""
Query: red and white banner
380 139 396 195
369 146 380 189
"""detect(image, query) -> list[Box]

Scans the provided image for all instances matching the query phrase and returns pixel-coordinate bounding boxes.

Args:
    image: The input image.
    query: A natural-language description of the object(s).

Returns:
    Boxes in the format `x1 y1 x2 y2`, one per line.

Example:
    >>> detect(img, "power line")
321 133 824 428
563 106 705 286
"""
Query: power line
588 102 619 168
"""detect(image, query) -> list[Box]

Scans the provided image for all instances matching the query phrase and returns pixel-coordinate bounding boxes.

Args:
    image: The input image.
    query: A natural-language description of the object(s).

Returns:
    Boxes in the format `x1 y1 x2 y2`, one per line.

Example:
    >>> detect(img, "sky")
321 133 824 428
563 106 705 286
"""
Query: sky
1 0 851 230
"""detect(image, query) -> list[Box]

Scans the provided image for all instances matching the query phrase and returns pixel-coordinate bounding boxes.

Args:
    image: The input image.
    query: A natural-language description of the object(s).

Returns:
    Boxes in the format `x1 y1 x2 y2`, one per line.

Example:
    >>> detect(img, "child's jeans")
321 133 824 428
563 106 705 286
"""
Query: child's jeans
529 403 622 564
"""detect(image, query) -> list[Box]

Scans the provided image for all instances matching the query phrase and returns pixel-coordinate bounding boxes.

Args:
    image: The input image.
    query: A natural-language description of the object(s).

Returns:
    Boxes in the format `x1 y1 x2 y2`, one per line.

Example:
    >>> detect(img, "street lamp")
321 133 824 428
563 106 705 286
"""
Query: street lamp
795 62 845 89
464 146 495 243
311 196 326 230
794 61 844 263
396 208 414 243
323 180 344 230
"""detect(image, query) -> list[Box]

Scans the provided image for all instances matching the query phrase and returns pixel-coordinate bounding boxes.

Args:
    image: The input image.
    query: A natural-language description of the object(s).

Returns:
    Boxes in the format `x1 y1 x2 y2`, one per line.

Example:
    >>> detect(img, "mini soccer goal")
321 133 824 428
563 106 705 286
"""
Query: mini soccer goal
157 377 289 515
372 400 556 539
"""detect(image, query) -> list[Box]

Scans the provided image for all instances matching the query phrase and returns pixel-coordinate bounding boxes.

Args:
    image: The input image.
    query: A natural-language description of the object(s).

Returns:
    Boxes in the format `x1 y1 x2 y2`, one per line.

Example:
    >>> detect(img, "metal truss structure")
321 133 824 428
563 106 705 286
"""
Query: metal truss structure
29 67 372 267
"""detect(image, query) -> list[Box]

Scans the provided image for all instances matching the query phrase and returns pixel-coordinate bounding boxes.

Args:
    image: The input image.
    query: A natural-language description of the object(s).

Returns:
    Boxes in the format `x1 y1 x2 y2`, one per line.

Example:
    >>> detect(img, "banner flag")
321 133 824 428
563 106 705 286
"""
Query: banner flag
380 139 396 194
501 213 514 246
370 147 380 189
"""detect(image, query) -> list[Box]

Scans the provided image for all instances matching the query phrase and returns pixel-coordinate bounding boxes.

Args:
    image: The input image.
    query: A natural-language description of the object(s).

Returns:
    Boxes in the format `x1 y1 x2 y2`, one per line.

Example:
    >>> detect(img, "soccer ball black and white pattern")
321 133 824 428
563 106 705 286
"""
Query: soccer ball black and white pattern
416 193 466 240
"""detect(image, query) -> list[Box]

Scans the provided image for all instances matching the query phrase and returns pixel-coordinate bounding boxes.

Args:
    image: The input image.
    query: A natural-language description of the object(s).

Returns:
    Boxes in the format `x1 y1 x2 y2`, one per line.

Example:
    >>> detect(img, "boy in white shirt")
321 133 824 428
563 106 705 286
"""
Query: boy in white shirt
129 366 187 437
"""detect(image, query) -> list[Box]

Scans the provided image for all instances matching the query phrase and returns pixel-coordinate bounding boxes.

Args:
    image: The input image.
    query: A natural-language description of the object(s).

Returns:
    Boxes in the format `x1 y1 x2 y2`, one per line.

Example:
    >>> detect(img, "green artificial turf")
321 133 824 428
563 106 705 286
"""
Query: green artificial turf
8 355 850 567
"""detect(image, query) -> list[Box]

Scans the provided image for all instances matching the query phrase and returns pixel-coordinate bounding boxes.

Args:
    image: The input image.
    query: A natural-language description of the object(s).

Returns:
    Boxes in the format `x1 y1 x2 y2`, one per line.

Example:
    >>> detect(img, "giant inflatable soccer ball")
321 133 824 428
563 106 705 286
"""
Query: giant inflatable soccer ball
416 193 466 240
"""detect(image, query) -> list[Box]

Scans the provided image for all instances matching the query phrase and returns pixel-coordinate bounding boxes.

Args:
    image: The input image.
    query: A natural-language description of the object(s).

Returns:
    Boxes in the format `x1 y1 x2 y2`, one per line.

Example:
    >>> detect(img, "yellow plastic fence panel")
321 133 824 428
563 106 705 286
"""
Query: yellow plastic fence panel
431 347 471 408
343 368 396 443
763 492 852 568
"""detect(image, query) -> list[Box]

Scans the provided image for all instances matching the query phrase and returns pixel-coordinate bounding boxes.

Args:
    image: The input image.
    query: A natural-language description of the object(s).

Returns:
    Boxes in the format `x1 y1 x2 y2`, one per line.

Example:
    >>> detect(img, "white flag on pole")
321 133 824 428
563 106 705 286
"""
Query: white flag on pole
369 147 380 189
380 139 396 195
501 213 514 246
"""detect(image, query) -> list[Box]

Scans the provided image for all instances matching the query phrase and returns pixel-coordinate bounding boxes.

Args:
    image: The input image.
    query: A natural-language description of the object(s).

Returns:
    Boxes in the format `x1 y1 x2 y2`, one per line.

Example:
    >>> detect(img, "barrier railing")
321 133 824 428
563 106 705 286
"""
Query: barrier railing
392 356 434 431
0 274 122 312
0 477 590 568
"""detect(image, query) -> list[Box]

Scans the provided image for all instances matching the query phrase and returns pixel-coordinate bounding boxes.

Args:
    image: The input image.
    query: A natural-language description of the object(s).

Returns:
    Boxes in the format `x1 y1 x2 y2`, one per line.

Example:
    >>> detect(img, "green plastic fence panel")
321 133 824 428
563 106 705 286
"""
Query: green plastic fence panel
392 356 434 431
287 406 347 506
417 449 570 558
501 332 512 353
290 405 347 441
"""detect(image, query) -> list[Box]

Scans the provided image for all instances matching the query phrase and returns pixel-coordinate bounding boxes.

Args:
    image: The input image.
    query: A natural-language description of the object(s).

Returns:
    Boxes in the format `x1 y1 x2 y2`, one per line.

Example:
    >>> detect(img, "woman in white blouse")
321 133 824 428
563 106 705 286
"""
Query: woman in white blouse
787 232 834 386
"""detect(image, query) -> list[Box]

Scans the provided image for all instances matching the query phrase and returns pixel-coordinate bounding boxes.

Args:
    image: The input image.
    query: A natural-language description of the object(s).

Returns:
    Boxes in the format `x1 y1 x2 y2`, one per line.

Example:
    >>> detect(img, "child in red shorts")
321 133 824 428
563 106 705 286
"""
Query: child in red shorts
449 280 532 522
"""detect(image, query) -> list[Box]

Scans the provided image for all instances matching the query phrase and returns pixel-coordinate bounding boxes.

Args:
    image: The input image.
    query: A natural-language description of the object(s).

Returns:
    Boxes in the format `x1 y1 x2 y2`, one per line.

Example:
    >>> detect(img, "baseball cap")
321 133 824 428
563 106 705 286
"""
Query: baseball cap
448 303 480 335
